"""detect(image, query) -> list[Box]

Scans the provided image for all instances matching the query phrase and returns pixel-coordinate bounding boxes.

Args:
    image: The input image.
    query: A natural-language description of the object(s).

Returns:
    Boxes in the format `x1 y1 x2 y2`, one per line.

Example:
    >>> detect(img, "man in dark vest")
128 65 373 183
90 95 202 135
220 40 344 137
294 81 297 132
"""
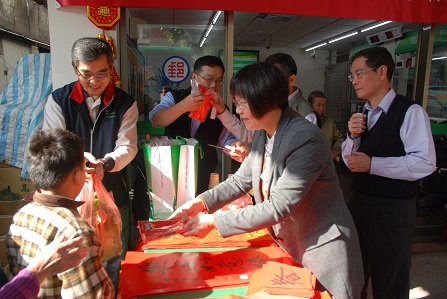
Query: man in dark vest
42 37 138 295
342 47 436 299
149 55 236 195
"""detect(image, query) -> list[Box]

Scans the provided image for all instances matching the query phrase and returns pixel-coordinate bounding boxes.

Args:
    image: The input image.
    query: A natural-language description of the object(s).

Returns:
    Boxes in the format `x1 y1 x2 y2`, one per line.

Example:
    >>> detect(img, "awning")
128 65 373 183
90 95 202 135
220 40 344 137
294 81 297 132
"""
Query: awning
55 0 447 24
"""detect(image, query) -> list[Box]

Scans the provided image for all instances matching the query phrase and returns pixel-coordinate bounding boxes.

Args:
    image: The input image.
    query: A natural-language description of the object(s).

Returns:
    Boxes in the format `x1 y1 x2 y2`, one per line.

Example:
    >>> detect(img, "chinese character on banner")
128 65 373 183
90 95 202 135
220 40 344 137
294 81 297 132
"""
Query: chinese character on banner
162 56 190 84
87 5 121 30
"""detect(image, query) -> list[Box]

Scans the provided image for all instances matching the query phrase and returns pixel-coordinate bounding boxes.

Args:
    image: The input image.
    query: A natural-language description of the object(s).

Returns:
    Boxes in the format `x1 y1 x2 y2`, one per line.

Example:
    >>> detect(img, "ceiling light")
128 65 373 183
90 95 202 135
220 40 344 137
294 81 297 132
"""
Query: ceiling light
361 21 392 32
329 31 358 43
305 42 327 52
432 56 447 61
200 10 222 48
204 24 214 38
199 37 207 48
212 11 222 24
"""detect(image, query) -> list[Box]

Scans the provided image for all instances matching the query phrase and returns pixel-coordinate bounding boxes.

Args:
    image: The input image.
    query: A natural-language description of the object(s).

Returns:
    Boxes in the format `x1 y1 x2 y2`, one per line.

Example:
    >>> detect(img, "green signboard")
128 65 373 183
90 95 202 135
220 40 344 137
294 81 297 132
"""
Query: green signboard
395 24 447 55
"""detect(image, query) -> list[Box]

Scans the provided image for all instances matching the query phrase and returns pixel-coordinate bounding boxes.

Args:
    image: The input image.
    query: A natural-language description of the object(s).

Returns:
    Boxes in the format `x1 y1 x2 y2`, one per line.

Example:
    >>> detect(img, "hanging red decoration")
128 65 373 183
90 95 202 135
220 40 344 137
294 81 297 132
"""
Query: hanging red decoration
87 5 121 30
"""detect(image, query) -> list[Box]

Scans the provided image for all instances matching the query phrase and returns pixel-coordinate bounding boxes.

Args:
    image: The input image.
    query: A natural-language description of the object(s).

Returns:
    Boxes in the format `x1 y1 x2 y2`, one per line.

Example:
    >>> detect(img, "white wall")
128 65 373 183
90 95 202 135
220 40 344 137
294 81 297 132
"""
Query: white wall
242 46 329 98
47 5 119 90
0 39 36 92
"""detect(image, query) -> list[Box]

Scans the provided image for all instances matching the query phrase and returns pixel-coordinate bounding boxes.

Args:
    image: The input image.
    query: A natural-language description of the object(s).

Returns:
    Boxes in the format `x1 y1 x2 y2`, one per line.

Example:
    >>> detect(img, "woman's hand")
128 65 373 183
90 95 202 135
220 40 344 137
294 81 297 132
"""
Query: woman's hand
179 213 215 238
27 235 89 284
169 197 206 221
226 141 250 163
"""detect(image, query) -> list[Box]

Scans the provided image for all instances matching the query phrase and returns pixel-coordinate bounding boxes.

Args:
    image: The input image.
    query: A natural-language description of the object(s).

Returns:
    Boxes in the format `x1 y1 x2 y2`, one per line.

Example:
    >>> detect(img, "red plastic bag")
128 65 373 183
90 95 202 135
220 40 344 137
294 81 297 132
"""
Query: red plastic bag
189 79 215 122
76 174 122 261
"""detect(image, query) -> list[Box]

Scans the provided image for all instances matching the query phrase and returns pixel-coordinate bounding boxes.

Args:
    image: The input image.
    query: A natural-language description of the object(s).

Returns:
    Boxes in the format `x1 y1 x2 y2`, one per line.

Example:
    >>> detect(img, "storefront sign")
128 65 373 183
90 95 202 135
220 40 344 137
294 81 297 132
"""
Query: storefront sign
162 56 190 84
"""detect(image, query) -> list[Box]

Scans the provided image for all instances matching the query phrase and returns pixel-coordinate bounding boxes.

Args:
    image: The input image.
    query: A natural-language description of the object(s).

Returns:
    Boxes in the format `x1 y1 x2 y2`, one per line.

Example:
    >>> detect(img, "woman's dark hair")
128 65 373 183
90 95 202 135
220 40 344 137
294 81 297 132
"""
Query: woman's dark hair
308 90 327 104
230 62 288 119
352 47 395 81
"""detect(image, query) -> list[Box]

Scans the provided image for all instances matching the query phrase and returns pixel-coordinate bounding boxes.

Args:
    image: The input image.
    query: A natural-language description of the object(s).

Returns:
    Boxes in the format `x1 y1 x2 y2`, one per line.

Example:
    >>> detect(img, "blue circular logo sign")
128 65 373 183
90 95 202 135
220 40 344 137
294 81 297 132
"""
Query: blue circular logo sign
162 56 190 83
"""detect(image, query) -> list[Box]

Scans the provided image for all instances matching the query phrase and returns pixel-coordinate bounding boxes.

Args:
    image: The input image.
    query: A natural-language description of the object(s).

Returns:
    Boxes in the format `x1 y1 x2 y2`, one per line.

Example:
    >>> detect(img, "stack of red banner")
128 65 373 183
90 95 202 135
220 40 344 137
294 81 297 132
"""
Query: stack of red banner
119 247 298 299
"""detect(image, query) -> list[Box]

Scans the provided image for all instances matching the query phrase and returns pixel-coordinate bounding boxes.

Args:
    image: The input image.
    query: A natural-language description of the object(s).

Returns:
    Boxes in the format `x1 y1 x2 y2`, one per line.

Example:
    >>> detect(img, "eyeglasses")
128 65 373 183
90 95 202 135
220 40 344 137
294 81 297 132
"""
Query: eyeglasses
75 67 111 80
348 67 378 82
195 73 223 86
232 98 248 109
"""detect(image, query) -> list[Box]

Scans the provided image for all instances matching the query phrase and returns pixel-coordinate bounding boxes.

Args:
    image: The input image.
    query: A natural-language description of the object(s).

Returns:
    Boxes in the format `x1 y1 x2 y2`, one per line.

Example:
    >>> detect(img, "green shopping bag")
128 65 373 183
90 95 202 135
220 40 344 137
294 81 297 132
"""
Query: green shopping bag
177 138 203 207
140 137 184 219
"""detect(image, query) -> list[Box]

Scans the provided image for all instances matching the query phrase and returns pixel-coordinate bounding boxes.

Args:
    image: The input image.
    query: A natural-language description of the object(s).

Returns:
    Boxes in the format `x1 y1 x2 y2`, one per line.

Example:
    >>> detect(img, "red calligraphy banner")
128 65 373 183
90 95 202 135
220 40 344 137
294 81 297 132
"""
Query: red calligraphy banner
119 247 298 299
57 0 447 24
137 228 276 251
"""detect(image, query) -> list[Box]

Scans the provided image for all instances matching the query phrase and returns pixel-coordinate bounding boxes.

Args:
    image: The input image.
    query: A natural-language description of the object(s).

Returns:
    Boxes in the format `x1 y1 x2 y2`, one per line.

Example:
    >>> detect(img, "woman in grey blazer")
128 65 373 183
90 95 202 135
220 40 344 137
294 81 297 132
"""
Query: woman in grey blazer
172 62 363 299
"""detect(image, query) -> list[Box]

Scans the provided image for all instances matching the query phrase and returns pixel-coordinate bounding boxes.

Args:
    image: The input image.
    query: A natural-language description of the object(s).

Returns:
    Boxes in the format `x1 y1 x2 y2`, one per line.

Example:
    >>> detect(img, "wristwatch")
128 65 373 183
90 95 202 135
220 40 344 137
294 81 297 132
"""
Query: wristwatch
100 157 115 172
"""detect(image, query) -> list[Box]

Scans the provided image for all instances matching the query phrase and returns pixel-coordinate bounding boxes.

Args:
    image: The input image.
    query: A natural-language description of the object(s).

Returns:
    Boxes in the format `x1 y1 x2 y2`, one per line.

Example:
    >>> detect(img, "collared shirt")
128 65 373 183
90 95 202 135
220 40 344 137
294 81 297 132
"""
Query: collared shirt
342 89 436 181
6 192 114 299
288 88 318 125
149 91 236 147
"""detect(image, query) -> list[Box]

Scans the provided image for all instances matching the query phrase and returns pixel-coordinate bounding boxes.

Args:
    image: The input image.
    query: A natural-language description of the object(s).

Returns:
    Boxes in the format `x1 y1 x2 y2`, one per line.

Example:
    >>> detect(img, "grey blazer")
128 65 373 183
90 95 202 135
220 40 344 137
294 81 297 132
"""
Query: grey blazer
201 107 363 299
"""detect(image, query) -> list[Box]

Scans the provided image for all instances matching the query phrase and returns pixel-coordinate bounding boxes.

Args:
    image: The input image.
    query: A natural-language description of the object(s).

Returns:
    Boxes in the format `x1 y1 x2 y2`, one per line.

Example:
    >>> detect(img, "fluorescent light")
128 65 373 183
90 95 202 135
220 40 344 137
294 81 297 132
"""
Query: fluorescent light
432 56 447 61
199 37 207 48
212 11 222 24
329 31 358 43
305 42 327 52
204 24 214 38
361 21 392 32
200 11 222 48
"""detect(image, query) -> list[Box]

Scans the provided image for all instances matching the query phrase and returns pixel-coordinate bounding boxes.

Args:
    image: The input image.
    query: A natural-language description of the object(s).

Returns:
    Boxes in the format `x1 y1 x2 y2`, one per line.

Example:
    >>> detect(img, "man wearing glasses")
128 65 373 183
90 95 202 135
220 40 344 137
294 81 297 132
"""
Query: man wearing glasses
42 37 138 295
342 47 436 299
149 55 236 194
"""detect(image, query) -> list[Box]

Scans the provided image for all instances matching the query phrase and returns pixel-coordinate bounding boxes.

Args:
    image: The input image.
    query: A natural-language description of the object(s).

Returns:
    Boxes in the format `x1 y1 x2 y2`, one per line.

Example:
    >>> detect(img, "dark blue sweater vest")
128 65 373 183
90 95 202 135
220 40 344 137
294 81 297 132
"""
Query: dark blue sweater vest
352 94 419 199
52 82 135 208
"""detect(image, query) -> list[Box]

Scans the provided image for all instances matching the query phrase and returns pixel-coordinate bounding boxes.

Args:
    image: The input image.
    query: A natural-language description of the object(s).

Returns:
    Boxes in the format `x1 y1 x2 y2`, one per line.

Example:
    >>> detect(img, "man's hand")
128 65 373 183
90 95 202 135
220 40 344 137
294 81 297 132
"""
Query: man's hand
226 141 250 163
177 92 205 113
347 113 366 139
27 235 89 284
344 151 371 172
84 152 104 180
331 149 340 161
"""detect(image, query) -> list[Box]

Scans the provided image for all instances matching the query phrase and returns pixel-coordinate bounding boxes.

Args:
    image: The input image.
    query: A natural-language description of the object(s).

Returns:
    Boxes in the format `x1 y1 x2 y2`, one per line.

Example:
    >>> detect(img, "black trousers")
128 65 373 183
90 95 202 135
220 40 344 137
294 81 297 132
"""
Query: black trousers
348 191 416 299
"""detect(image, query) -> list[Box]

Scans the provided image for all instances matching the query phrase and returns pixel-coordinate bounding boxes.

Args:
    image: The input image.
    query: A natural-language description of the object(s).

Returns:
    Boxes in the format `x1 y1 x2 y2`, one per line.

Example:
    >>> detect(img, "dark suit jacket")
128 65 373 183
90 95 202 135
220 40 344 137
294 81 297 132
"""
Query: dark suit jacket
201 107 363 299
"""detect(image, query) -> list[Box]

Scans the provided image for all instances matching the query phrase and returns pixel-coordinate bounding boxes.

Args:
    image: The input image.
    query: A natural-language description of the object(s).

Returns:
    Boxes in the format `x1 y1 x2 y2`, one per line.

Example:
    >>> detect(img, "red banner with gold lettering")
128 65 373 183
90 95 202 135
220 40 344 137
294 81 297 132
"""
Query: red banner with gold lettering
87 5 121 29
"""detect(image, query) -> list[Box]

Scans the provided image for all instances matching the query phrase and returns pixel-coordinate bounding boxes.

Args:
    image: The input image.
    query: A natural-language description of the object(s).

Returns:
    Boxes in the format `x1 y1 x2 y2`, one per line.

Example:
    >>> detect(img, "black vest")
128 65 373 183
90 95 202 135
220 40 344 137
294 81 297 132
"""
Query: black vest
352 94 419 199
52 82 135 208
165 88 225 194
